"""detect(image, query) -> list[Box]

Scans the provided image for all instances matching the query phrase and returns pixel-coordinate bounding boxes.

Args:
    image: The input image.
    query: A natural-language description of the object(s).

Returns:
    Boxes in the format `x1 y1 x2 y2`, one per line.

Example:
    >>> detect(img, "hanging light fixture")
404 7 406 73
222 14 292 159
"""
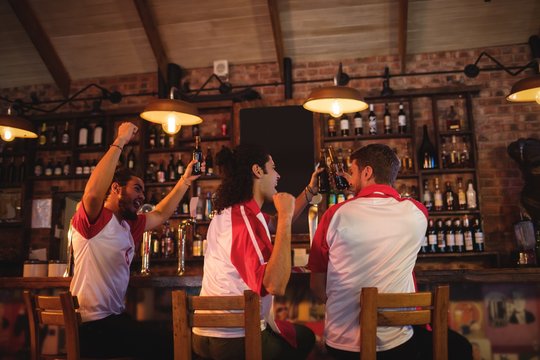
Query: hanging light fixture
140 87 202 135
0 106 37 142
303 63 368 117
506 65 540 104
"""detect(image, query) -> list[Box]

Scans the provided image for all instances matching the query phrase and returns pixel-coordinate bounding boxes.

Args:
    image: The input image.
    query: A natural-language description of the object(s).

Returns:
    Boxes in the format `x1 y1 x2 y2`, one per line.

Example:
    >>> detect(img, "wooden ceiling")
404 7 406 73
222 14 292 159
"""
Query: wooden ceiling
0 0 539 95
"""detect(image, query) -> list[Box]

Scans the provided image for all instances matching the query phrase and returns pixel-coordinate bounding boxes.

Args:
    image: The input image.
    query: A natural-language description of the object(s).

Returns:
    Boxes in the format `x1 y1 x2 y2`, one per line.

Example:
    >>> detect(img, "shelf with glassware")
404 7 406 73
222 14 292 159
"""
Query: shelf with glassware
417 92 484 254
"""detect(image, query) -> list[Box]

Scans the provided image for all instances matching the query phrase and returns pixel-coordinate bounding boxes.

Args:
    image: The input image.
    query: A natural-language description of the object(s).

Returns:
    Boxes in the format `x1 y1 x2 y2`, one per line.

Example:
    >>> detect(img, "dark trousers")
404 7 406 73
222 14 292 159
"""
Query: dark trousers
79 312 173 360
192 323 315 360
326 326 472 360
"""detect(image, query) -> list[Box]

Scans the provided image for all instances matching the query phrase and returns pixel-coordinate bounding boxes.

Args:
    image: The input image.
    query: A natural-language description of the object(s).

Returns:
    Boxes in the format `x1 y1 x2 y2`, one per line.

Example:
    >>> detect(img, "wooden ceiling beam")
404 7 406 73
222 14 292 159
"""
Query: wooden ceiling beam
267 0 285 81
398 0 408 73
8 0 71 98
134 0 169 82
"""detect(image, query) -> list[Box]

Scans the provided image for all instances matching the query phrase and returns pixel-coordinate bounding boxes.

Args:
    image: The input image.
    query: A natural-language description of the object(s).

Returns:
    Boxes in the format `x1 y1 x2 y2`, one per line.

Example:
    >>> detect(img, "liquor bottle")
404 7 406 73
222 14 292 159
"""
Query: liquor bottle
368 104 377 135
340 116 350 136
440 138 448 169
453 218 465 253
161 222 172 258
473 218 485 252
449 135 459 168
38 123 47 146
45 159 54 176
167 154 176 181
205 148 214 175
435 218 446 253
168 132 175 148
63 157 71 176
75 160 83 175
327 147 349 191
444 181 456 211
78 123 89 146
50 125 58 145
18 156 26 182
466 180 477 210
221 120 228 136
176 155 185 178
418 125 437 169
327 118 336 137
205 191 213 220
90 159 97 173
434 178 443 211
444 218 456 253
422 179 433 211
446 105 461 131
383 103 392 134
397 102 407 134
192 124 200 138
353 112 363 136
457 178 467 210
61 121 70 145
317 149 330 193
420 229 428 254
327 189 337 207
34 158 44 177
192 136 203 175
148 125 157 148
460 137 470 167
158 126 166 148
157 161 166 183
54 161 62 176
195 187 204 221
336 192 346 204
92 120 103 146
463 216 474 252
427 219 438 253
151 231 160 258
83 160 91 175
127 147 136 170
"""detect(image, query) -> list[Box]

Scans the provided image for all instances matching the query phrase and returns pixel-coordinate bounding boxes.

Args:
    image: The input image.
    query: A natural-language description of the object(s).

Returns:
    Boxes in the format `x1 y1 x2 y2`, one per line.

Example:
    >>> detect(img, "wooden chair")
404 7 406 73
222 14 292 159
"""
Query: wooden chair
171 289 262 360
23 290 82 360
359 285 450 360
23 291 133 360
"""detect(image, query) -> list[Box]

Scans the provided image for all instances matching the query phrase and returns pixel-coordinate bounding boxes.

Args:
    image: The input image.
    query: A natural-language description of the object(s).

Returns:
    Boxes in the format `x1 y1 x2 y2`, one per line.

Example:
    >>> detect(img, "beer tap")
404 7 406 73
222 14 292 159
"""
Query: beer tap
177 218 196 275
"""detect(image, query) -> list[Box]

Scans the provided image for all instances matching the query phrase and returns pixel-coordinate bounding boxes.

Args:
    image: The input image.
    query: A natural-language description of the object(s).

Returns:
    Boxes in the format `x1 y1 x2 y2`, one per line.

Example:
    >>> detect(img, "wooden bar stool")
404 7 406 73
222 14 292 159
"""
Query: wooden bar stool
359 285 450 360
171 289 262 360
23 291 133 360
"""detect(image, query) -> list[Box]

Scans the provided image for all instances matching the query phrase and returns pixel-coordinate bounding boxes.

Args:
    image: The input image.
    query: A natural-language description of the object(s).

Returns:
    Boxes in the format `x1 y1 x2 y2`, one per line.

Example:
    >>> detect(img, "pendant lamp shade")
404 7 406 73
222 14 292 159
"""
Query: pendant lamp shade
0 107 38 142
506 74 540 104
140 98 202 125
303 86 369 118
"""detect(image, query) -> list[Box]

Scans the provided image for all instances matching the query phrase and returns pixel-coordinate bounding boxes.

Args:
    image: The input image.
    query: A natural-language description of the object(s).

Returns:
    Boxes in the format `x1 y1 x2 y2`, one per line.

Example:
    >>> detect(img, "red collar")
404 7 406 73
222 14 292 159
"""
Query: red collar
240 198 262 215
357 184 400 199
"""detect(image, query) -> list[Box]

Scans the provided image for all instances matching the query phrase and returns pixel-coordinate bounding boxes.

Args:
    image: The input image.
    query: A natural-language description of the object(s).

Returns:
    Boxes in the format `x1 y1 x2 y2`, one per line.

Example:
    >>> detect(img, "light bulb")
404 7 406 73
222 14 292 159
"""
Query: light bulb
0 127 14 141
535 91 540 105
162 114 182 135
330 100 343 118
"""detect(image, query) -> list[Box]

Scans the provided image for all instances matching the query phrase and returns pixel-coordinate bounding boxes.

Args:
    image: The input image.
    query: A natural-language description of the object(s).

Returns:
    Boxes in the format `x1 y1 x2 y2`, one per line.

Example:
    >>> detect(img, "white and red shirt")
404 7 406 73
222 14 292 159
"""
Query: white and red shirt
308 184 428 352
193 199 275 338
69 204 146 322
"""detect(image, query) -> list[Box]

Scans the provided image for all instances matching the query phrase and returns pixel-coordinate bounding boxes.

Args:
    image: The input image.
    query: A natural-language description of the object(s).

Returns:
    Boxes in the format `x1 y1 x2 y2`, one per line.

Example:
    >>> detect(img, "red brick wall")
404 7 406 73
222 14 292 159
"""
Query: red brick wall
1 43 539 265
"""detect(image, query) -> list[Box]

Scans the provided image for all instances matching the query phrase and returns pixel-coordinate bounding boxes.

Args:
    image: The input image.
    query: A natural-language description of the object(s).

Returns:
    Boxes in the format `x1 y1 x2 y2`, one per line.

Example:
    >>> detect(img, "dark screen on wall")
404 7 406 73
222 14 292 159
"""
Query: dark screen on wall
239 105 315 233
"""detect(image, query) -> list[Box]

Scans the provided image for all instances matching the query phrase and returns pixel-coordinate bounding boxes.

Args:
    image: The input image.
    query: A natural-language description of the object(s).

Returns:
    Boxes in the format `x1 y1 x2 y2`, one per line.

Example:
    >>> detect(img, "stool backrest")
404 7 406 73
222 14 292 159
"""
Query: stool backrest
23 291 81 360
171 289 262 360
359 285 449 360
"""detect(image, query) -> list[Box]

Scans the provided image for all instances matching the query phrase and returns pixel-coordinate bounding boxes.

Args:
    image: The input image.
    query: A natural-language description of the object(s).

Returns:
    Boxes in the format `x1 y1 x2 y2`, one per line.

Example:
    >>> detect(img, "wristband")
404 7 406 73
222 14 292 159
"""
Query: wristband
306 185 318 196
110 144 123 151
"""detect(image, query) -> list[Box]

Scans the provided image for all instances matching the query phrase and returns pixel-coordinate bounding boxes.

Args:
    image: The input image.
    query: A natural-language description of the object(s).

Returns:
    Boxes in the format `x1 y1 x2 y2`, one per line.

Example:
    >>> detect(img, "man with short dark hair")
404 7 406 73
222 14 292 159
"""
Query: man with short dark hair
70 122 198 359
309 143 471 360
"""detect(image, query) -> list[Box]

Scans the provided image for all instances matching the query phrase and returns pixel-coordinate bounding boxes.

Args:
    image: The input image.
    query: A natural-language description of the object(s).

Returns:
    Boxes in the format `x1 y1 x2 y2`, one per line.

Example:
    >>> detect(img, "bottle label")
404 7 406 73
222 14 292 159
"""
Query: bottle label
63 165 70 176
369 117 377 134
157 171 165 183
354 117 362 129
455 233 464 246
62 133 69 144
475 232 484 244
128 160 134 169
437 233 446 248
45 167 53 176
34 165 43 177
446 233 456 246
428 234 437 245
464 232 474 251
340 119 349 130
76 166 83 175
93 127 103 145
78 128 88 146
384 115 391 128
434 193 443 208
398 114 406 126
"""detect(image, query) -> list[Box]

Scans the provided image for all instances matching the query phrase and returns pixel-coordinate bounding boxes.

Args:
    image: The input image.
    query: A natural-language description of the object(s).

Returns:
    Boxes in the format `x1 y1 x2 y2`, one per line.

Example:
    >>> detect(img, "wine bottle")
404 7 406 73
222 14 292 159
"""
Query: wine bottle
192 136 203 175
435 218 446 253
75 160 83 175
93 119 104 146
420 229 428 254
449 135 459 168
434 178 443 211
418 125 437 169
127 147 136 170
463 216 474 252
38 123 47 146
368 104 377 135
440 138 448 169
157 161 166 183
444 181 456 211
397 102 407 134
466 180 477 209
427 219 437 253
422 179 433 211
457 178 467 210
34 158 44 177
444 218 455 253
148 125 157 148
158 126 166 148
54 161 62 176
63 157 71 176
473 218 485 252
327 147 349 191
317 149 330 193
327 118 336 137
340 116 349 136
453 218 464 253
50 125 59 145
205 147 214 175
353 112 363 136
176 155 185 177
78 123 89 146
167 154 176 181
61 121 70 144
45 159 54 176
383 103 392 134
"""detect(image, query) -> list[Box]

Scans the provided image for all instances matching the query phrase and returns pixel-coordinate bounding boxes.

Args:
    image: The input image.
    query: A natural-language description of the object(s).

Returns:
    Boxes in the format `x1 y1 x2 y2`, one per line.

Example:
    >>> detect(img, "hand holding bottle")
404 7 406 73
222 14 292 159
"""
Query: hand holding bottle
181 158 201 186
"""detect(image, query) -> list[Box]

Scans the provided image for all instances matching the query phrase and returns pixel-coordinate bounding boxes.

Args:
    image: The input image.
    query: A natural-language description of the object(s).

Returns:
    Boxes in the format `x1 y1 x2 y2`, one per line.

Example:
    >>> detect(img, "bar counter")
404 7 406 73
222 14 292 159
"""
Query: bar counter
2 267 540 290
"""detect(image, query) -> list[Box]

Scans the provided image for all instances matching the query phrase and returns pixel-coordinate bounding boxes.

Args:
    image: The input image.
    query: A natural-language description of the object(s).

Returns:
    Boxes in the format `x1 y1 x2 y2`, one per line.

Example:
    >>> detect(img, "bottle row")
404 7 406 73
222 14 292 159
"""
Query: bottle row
142 221 207 259
326 102 408 137
37 120 105 147
147 186 214 222
418 126 474 170
33 157 98 177
0 156 27 184
422 177 478 212
146 122 228 149
421 216 484 254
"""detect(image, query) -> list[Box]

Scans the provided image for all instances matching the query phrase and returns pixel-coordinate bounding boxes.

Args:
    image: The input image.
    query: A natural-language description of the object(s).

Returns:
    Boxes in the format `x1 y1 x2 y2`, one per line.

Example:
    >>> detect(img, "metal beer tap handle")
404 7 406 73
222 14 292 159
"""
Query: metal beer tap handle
177 218 196 275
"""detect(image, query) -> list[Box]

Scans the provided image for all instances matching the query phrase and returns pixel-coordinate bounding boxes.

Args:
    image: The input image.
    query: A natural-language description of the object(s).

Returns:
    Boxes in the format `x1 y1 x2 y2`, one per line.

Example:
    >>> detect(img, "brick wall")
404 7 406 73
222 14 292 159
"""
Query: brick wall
1 43 539 265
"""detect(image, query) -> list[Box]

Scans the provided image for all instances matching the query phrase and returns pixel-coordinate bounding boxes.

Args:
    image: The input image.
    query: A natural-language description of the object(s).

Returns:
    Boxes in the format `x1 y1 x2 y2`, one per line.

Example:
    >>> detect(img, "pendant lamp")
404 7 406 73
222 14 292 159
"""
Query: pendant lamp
303 63 368 117
140 87 202 135
507 70 540 104
0 106 38 142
